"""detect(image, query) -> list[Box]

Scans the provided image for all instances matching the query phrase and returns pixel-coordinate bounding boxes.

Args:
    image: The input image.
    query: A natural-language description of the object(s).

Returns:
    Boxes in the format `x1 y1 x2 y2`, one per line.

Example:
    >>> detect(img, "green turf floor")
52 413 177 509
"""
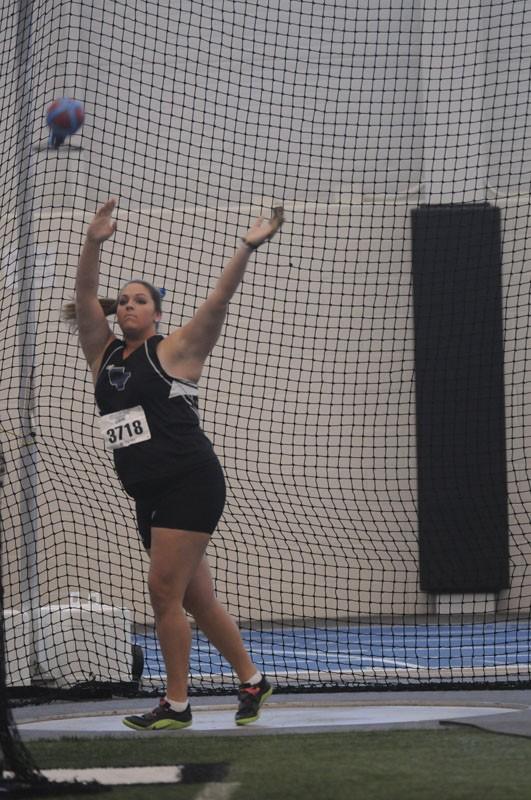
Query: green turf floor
21 729 531 800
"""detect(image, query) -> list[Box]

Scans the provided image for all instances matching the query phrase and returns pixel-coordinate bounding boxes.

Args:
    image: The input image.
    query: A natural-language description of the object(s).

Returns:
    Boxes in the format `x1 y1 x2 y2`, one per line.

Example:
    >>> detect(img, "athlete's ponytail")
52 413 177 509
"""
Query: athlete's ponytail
62 297 118 326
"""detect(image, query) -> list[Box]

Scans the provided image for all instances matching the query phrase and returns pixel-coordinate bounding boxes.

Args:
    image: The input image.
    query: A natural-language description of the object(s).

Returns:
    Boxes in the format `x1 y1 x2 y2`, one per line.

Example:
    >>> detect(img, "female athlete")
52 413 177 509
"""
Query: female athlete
71 198 283 729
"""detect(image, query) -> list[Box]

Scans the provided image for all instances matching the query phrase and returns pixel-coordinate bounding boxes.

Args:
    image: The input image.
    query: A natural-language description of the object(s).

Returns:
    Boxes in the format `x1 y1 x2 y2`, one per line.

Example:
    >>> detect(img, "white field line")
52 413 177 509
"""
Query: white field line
8 767 240 797
4 768 234 788
22 767 184 785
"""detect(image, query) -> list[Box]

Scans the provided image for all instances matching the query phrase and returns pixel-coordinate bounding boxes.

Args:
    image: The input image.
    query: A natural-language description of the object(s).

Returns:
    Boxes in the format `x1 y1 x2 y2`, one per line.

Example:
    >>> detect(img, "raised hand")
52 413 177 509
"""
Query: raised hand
242 207 284 250
86 198 118 244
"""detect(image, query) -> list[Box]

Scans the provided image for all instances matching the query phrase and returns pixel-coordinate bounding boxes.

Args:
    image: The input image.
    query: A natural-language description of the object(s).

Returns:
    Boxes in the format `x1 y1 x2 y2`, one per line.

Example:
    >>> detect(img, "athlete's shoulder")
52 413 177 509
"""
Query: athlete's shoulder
146 334 165 348
97 337 123 376
102 336 123 357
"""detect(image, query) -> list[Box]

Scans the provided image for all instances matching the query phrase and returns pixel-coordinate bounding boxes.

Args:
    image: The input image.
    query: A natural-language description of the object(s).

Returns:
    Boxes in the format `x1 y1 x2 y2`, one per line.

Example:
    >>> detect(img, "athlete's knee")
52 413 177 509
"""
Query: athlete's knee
148 569 182 613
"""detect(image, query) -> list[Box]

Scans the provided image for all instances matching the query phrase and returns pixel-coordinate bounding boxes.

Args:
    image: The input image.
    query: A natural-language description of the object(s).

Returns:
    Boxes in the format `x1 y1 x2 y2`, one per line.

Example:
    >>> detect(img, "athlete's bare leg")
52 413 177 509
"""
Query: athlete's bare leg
148 528 210 702
184 556 258 683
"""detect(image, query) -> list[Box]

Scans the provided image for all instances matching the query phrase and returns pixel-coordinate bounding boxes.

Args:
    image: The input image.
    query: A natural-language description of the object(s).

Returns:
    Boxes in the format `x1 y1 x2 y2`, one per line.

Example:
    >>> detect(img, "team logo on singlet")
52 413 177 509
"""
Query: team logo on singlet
106 365 131 392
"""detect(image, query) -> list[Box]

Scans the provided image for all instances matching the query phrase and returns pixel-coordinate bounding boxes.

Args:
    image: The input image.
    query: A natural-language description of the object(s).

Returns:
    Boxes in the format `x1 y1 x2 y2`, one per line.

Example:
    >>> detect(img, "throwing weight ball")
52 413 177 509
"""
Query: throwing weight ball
46 98 85 147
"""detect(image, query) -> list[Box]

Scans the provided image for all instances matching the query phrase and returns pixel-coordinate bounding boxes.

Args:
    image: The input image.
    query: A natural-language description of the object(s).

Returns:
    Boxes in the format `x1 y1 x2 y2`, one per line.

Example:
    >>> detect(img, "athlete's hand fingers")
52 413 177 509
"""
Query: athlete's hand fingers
97 198 117 217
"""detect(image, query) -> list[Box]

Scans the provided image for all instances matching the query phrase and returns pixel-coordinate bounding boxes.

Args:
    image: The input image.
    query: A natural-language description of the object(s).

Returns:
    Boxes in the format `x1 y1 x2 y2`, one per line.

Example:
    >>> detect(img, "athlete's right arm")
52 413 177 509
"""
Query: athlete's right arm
75 199 118 377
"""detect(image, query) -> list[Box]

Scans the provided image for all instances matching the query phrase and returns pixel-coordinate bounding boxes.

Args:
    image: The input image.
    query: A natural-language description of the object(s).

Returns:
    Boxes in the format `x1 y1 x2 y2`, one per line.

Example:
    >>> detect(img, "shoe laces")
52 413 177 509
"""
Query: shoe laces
238 685 260 705
146 700 170 719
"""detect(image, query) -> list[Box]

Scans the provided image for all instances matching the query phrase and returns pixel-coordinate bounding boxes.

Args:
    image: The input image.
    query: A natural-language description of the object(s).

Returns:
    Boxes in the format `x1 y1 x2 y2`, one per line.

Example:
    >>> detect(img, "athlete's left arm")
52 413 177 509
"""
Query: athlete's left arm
159 209 284 374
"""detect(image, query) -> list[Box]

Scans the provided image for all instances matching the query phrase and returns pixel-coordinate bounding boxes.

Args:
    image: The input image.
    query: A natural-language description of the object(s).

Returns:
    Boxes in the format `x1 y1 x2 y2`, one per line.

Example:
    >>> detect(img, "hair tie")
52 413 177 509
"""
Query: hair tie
158 287 166 299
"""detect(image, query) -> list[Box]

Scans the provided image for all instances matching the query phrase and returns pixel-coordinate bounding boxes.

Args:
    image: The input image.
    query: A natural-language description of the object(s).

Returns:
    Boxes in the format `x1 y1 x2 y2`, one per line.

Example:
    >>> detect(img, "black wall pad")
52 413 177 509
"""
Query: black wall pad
411 204 509 593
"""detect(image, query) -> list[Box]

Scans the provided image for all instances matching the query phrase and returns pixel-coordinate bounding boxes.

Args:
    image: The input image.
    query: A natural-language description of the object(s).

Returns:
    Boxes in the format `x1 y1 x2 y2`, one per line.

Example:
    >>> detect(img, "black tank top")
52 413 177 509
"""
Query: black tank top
94 335 217 493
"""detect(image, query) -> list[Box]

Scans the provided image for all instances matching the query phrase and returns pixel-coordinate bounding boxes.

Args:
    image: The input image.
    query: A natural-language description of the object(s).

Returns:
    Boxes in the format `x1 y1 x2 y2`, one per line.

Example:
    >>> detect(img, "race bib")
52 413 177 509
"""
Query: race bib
100 406 151 451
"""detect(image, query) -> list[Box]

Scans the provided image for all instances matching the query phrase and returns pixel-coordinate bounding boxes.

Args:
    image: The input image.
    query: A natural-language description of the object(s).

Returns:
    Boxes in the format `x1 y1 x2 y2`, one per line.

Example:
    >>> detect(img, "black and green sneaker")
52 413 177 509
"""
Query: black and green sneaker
122 699 192 731
235 676 272 726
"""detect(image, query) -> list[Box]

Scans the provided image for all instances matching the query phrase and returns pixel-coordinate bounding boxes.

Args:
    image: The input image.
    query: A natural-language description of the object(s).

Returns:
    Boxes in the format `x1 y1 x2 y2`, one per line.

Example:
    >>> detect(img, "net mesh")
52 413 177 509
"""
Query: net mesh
0 0 530 708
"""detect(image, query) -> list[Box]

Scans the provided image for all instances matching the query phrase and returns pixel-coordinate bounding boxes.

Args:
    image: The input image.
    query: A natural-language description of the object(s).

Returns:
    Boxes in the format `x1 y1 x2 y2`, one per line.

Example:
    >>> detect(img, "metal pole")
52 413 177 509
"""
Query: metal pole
13 0 41 666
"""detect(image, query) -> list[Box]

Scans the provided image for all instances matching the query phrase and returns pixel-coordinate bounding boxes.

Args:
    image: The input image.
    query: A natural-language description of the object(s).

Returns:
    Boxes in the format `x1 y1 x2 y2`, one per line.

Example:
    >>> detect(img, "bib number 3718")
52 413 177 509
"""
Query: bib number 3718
100 406 151 451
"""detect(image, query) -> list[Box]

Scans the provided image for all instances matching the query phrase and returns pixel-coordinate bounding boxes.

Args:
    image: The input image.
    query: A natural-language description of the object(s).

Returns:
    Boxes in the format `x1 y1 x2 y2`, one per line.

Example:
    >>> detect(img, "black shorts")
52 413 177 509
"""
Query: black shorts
130 459 226 549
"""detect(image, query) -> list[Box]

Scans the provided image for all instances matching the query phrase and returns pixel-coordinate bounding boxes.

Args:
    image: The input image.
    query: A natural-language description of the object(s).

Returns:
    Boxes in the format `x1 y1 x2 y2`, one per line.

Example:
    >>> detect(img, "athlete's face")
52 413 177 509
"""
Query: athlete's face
116 282 161 338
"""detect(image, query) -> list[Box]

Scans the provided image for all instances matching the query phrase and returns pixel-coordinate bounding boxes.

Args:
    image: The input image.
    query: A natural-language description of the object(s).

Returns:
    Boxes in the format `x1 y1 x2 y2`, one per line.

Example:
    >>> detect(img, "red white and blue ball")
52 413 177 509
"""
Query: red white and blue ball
46 98 85 147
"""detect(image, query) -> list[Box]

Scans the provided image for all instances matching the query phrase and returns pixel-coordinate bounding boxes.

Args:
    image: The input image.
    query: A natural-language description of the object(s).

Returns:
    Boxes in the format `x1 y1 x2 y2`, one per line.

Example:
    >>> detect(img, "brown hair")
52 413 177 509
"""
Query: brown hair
62 297 116 324
62 280 163 325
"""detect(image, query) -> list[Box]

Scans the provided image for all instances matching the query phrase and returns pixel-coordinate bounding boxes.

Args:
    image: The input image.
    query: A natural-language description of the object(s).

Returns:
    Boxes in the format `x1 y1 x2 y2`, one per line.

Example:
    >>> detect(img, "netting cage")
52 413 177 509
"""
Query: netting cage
0 0 531 707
